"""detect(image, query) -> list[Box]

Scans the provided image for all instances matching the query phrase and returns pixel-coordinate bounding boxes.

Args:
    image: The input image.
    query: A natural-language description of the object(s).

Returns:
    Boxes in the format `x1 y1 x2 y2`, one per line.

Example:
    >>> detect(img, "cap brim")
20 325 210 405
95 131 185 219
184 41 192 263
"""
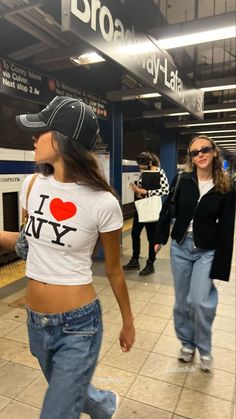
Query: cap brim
16 114 49 132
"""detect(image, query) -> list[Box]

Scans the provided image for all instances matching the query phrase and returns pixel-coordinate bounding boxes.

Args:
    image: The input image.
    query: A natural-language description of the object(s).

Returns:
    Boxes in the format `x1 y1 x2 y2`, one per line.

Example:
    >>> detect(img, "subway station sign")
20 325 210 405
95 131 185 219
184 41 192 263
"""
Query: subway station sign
0 58 109 118
62 0 204 119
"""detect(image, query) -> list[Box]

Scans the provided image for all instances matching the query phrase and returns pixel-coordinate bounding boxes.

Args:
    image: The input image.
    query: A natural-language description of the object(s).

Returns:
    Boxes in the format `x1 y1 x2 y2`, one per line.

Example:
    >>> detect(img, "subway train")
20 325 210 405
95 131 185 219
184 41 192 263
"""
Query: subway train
0 149 139 263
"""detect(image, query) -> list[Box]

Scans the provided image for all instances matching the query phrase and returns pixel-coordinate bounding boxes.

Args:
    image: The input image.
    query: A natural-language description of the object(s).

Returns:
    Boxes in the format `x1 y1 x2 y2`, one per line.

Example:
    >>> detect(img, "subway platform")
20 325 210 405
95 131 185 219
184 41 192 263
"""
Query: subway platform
0 223 235 419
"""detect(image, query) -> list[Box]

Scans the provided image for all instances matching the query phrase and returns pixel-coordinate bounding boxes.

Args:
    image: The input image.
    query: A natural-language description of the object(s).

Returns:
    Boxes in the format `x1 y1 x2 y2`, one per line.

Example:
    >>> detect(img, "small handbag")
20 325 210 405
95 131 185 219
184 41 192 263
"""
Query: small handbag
135 195 162 223
15 174 38 260
168 171 182 218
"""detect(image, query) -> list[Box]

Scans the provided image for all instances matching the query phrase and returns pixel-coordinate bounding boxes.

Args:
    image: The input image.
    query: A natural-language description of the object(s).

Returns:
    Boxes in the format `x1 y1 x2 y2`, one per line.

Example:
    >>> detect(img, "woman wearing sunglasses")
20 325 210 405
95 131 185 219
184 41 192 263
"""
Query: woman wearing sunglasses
154 135 235 371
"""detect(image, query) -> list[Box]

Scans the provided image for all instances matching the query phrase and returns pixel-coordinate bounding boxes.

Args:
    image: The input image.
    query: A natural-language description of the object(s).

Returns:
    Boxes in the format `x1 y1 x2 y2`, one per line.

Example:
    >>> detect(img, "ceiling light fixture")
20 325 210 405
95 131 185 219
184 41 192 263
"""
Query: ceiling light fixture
157 25 236 49
214 140 236 144
70 52 105 65
180 121 236 127
146 107 236 118
211 135 236 139
201 84 236 92
204 107 236 114
219 144 236 147
138 93 161 99
167 112 190 116
197 130 236 134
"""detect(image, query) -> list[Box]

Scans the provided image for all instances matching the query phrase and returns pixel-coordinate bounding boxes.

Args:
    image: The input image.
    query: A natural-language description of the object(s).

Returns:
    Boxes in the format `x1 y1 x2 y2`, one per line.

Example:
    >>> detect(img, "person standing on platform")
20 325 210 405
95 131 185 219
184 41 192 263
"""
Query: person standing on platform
123 151 169 276
0 96 135 418
154 135 235 371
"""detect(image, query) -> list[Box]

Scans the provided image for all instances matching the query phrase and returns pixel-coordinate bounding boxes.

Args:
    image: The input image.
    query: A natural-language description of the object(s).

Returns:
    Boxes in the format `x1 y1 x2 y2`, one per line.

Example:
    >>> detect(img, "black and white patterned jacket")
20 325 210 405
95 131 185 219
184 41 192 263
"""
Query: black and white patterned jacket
137 168 169 198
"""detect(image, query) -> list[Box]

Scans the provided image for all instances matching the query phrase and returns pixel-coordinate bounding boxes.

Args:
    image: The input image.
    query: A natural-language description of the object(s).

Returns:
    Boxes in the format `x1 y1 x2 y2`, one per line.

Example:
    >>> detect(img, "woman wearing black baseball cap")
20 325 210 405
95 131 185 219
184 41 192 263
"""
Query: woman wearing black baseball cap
0 96 135 418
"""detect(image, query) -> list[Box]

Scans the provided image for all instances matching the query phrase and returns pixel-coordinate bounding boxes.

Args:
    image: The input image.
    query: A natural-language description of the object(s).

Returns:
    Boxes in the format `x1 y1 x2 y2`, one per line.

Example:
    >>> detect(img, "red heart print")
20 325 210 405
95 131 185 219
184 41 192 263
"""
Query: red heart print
50 198 77 221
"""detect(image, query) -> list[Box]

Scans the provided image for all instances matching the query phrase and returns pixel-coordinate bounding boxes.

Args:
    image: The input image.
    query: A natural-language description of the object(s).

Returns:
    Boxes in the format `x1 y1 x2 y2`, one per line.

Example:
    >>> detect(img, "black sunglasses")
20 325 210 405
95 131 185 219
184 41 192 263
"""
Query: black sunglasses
189 146 213 158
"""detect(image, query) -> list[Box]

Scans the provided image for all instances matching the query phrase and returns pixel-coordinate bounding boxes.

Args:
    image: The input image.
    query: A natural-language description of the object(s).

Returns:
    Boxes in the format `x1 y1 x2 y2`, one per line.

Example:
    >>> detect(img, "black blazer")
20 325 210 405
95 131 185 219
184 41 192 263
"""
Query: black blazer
155 171 236 281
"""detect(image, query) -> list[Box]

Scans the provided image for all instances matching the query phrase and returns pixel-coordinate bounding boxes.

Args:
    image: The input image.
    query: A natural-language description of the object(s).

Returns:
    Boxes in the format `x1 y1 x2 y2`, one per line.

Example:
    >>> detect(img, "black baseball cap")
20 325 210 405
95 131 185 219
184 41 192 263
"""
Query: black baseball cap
16 96 100 150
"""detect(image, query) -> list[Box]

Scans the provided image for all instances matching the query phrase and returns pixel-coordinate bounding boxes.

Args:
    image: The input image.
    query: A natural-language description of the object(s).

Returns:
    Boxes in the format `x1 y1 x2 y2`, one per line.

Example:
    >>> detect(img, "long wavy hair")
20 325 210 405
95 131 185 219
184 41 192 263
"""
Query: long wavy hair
185 135 231 193
37 131 117 197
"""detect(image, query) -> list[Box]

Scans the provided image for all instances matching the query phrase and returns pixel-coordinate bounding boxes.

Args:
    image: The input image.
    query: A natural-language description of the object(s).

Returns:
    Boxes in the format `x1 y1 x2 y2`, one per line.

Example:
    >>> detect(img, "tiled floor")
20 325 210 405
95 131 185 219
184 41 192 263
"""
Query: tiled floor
0 228 235 419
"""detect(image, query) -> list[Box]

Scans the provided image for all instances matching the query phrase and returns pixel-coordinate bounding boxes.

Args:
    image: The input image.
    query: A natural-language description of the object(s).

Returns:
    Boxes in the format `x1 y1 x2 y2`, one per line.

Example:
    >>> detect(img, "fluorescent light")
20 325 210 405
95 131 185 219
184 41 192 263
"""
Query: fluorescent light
197 130 236 134
123 93 161 101
165 108 236 117
167 112 190 116
70 52 105 65
201 84 236 92
220 145 236 147
211 135 236 139
157 26 236 49
204 108 236 114
180 121 236 127
214 139 236 143
138 93 161 99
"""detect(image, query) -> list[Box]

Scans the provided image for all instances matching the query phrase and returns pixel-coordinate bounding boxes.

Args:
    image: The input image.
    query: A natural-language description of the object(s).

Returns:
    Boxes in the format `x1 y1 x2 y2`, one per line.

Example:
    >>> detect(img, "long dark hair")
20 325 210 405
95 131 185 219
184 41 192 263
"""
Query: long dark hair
37 131 117 197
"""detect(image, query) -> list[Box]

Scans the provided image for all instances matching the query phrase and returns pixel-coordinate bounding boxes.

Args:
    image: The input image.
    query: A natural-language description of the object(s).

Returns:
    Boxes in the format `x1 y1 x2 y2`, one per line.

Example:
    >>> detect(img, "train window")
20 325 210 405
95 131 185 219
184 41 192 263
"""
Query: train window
3 192 19 231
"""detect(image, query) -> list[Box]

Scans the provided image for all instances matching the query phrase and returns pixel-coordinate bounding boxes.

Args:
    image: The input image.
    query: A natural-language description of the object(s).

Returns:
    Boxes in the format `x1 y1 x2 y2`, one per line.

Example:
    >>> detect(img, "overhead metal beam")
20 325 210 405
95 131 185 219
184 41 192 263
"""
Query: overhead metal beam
0 0 46 18
5 14 64 48
143 103 236 119
196 76 236 89
8 43 50 60
33 45 88 64
106 87 161 101
165 118 236 128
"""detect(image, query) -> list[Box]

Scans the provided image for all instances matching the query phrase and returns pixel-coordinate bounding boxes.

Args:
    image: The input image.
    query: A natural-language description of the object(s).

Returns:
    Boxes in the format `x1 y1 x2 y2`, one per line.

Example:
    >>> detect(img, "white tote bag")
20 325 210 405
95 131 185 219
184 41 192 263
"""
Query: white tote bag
135 196 162 223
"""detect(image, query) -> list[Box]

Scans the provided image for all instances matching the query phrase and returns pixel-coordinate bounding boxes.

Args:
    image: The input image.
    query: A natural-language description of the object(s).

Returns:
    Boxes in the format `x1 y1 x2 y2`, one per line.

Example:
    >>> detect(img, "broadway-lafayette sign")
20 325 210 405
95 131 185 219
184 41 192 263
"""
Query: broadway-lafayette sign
62 0 204 119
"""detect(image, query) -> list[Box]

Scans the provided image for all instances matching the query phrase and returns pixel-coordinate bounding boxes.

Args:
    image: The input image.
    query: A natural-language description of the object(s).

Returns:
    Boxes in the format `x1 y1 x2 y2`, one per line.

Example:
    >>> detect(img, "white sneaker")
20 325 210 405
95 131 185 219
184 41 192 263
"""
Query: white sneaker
200 355 213 372
111 392 120 418
178 347 195 362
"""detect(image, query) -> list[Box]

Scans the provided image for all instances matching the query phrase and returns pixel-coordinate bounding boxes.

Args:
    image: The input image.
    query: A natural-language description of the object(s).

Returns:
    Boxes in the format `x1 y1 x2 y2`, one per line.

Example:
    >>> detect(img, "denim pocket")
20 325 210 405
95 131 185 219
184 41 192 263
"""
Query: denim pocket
62 316 96 336
62 326 95 336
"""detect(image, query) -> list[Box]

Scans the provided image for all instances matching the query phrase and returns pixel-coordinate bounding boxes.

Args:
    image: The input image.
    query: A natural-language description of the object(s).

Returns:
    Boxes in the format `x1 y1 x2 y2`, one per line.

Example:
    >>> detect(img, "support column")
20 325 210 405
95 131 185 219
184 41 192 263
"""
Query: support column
100 103 123 197
160 128 178 183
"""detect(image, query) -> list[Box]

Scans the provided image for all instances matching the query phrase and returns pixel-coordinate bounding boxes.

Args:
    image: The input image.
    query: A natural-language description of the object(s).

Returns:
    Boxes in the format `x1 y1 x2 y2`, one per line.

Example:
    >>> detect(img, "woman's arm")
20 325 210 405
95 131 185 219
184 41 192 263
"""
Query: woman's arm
210 191 236 281
99 229 135 352
0 231 19 250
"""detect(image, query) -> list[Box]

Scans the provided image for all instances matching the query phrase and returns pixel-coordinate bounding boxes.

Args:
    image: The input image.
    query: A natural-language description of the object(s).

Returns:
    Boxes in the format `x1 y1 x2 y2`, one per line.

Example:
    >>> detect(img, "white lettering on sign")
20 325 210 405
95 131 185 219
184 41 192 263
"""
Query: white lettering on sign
10 63 27 78
70 0 187 101
70 1 204 116
2 78 16 88
71 0 134 49
1 60 41 98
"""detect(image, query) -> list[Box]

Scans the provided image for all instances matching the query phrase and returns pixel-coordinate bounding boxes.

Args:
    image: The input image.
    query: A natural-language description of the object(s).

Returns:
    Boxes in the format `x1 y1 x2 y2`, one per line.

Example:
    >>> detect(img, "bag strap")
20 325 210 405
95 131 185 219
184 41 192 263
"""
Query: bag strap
21 173 38 224
170 171 182 204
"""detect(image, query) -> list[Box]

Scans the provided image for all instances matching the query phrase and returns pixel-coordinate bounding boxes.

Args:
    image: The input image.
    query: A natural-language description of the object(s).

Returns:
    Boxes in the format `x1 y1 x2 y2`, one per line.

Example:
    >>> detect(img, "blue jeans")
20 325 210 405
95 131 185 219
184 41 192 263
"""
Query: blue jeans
27 299 116 419
170 233 218 356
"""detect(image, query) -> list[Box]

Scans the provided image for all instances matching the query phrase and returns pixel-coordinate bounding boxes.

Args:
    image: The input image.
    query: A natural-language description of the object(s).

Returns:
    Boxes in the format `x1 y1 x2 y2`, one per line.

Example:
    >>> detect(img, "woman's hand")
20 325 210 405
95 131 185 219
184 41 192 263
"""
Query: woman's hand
129 183 147 196
119 322 135 352
154 244 162 253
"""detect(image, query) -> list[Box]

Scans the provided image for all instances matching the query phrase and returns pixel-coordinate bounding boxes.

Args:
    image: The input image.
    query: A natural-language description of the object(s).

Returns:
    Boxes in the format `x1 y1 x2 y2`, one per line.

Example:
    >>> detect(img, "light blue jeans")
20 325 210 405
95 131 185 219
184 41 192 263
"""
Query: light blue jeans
170 233 218 356
27 299 116 419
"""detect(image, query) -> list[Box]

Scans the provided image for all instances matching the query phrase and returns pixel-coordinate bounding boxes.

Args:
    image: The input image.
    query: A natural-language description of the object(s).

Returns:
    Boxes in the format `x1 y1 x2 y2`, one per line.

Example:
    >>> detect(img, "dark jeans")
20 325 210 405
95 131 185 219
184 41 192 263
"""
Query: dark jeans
131 211 157 262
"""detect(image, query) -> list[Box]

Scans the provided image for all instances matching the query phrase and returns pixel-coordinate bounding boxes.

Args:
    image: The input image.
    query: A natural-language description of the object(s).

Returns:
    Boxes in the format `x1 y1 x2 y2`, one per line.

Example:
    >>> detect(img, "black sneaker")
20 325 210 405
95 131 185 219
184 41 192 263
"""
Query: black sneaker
123 258 140 270
139 261 155 276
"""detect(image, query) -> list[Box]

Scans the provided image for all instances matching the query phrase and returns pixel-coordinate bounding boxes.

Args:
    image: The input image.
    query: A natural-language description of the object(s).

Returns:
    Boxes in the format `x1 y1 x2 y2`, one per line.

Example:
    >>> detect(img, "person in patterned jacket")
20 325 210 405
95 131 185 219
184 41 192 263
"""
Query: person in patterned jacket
123 151 169 276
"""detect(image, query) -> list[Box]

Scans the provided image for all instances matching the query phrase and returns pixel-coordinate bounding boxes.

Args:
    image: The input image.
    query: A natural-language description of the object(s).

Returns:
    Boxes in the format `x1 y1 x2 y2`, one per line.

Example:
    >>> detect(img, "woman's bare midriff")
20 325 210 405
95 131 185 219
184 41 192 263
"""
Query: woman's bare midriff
26 278 97 314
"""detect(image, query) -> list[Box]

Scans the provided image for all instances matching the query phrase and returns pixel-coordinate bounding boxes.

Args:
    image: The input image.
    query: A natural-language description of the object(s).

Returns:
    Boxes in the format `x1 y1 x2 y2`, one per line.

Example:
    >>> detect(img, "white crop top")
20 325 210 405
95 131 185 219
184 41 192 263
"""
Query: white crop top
20 174 123 285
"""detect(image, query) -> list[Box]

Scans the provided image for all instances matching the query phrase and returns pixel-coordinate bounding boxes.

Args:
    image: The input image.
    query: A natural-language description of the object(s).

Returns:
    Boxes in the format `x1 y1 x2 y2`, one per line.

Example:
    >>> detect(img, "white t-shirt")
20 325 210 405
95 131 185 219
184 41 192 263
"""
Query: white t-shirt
20 174 123 285
187 179 214 232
